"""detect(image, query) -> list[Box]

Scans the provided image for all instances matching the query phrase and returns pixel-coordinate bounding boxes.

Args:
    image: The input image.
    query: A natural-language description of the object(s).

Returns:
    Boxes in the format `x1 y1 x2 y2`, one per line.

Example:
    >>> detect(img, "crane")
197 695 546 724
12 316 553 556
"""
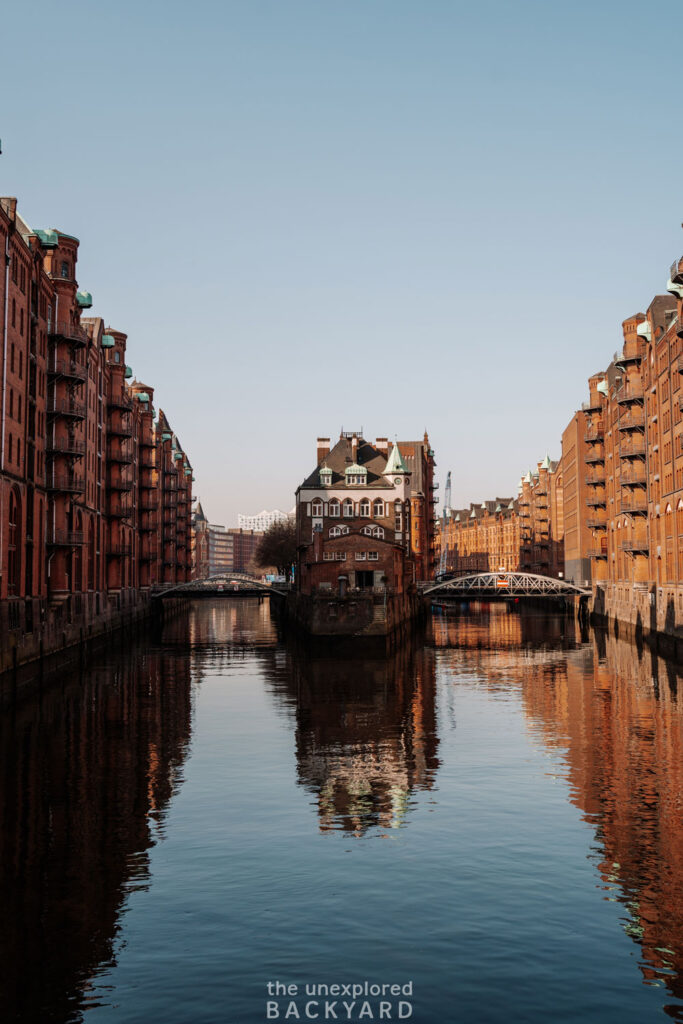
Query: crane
437 470 452 577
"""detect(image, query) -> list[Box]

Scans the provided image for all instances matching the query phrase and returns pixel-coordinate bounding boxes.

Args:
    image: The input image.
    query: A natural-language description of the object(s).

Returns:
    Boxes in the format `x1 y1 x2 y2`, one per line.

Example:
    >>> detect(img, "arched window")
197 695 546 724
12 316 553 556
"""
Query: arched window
343 499 354 518
359 499 371 517
330 525 350 537
362 525 384 538
677 499 683 536
88 519 95 590
312 499 323 517
329 499 340 518
74 512 83 591
373 499 385 518
8 488 21 596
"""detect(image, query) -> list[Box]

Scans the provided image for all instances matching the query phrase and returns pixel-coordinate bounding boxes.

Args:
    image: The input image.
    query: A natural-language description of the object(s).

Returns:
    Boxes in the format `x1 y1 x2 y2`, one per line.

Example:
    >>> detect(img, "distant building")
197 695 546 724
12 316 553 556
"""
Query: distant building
192 506 263 577
237 508 291 532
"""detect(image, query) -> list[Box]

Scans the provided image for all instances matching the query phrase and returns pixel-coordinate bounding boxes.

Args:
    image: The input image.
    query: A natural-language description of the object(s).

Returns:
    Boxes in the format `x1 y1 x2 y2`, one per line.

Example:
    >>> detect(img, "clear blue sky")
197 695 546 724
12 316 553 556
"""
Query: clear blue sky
2 0 682 524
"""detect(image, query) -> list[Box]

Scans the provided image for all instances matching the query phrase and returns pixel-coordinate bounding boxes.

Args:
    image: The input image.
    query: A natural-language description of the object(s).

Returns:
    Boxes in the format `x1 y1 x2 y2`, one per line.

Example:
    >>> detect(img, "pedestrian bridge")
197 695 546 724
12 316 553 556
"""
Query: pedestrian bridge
153 573 289 598
422 572 590 599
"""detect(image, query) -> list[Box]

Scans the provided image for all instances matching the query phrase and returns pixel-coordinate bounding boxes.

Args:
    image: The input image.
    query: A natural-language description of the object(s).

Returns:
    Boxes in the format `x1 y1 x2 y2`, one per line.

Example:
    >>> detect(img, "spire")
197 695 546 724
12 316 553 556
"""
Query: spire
384 442 409 475
540 453 552 470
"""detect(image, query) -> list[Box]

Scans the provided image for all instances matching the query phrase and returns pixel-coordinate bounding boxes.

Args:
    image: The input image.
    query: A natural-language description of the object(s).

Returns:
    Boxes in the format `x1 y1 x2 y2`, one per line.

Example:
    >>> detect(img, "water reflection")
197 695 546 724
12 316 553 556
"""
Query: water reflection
268 641 440 836
0 600 682 1023
0 646 193 1023
432 602 683 1020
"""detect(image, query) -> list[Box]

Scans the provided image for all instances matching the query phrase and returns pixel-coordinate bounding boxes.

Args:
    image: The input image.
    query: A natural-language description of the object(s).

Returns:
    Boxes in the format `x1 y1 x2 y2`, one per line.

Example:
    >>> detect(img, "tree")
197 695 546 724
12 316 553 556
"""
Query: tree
254 519 297 578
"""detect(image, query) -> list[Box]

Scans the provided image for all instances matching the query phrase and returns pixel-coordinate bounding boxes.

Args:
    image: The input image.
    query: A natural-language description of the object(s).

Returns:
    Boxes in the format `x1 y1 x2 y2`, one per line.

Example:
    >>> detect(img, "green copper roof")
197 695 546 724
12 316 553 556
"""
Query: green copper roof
523 470 533 484
34 229 59 248
76 290 92 309
136 393 150 403
161 432 172 441
540 453 552 470
597 379 609 397
508 500 515 510
173 452 183 460
124 365 133 379
102 335 116 348
385 442 408 475
345 463 366 475
495 503 502 513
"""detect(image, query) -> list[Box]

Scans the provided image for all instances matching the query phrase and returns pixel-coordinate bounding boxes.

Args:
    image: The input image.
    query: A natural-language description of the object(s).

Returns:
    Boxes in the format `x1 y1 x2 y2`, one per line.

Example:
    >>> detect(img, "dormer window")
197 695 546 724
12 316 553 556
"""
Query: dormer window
345 463 367 486
320 466 333 487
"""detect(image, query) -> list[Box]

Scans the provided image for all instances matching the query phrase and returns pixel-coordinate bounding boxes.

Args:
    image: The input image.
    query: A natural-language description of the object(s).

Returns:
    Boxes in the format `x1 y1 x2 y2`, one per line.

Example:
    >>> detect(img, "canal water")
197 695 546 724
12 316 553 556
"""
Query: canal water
1 599 682 1024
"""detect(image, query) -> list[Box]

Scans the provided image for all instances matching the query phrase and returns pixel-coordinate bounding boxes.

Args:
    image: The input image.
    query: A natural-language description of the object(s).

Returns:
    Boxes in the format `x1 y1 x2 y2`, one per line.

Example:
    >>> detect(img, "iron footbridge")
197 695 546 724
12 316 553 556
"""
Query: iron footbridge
422 571 590 599
153 573 290 598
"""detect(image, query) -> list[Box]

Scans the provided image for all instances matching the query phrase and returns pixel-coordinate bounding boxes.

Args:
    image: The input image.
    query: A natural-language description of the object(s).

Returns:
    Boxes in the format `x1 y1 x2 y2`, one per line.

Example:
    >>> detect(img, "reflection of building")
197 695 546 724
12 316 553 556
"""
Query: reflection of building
0 646 193 1020
284 643 440 836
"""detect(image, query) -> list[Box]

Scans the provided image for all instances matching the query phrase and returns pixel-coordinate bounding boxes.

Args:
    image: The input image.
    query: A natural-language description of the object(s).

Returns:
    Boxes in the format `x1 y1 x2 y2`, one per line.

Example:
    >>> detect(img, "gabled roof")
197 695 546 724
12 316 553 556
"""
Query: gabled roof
300 436 395 489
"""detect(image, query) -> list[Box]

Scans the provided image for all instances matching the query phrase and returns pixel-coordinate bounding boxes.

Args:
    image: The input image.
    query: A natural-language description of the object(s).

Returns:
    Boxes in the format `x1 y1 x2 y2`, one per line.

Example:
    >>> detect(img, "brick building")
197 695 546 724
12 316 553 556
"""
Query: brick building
577 275 683 633
0 194 192 668
296 432 417 595
192 508 263 578
440 455 563 578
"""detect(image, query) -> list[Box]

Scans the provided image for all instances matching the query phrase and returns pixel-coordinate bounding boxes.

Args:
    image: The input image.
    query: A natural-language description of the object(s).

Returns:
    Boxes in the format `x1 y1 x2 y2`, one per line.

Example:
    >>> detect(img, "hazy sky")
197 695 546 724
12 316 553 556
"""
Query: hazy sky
2 0 682 524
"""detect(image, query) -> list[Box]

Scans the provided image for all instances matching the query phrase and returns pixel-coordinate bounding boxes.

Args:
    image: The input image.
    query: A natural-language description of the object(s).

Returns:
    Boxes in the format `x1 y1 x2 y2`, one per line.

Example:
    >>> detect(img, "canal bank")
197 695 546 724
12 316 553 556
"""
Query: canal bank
0 591 191 678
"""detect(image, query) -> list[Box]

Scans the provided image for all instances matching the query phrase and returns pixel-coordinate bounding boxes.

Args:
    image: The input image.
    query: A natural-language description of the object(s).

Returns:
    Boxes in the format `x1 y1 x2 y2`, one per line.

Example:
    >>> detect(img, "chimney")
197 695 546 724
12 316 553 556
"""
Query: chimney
351 435 358 462
376 437 389 454
317 437 330 464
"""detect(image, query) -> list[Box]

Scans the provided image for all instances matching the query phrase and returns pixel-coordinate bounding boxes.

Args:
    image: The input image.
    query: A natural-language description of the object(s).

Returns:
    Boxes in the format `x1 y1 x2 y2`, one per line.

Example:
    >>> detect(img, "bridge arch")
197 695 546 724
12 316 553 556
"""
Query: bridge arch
423 571 590 598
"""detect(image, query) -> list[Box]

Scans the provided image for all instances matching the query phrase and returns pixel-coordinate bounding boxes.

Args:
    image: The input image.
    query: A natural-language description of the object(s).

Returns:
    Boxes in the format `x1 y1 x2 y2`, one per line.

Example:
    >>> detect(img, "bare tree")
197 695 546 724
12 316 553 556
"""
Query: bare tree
254 519 297 578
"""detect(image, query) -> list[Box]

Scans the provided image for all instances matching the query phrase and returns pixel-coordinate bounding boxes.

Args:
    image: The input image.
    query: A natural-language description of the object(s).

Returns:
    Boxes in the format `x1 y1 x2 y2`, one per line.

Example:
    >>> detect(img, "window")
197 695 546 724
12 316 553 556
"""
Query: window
373 499 385 518
329 499 340 518
360 499 371 517
330 525 349 537
61 260 69 279
343 499 354 517
355 551 367 560
368 552 379 561
312 499 323 517
8 488 20 596
361 525 384 538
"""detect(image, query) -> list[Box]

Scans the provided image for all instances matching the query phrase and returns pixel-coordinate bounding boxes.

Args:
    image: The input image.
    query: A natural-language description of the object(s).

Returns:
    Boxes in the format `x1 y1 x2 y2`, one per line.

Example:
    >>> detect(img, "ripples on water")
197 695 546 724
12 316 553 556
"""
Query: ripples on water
0 598 681 1023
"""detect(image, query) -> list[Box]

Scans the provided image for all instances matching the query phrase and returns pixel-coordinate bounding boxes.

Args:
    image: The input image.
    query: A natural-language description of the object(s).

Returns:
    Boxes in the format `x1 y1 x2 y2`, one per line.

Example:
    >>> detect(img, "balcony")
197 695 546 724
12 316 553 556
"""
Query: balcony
140 454 155 469
108 499 132 519
107 442 133 464
584 450 605 465
670 257 683 285
618 411 645 431
585 471 606 486
621 498 648 515
620 469 647 487
48 320 88 347
108 394 134 412
46 437 86 457
47 396 86 420
47 529 85 547
586 496 607 507
106 474 134 491
584 426 604 443
617 383 644 405
107 542 133 557
582 398 603 413
587 517 607 530
619 439 646 458
46 471 85 493
621 540 649 554
47 357 87 381
588 547 608 559
108 420 134 438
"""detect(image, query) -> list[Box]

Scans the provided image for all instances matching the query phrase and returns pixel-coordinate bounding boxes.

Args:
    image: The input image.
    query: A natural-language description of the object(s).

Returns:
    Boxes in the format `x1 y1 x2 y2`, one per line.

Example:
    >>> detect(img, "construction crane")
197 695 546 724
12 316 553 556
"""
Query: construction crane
437 471 452 577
